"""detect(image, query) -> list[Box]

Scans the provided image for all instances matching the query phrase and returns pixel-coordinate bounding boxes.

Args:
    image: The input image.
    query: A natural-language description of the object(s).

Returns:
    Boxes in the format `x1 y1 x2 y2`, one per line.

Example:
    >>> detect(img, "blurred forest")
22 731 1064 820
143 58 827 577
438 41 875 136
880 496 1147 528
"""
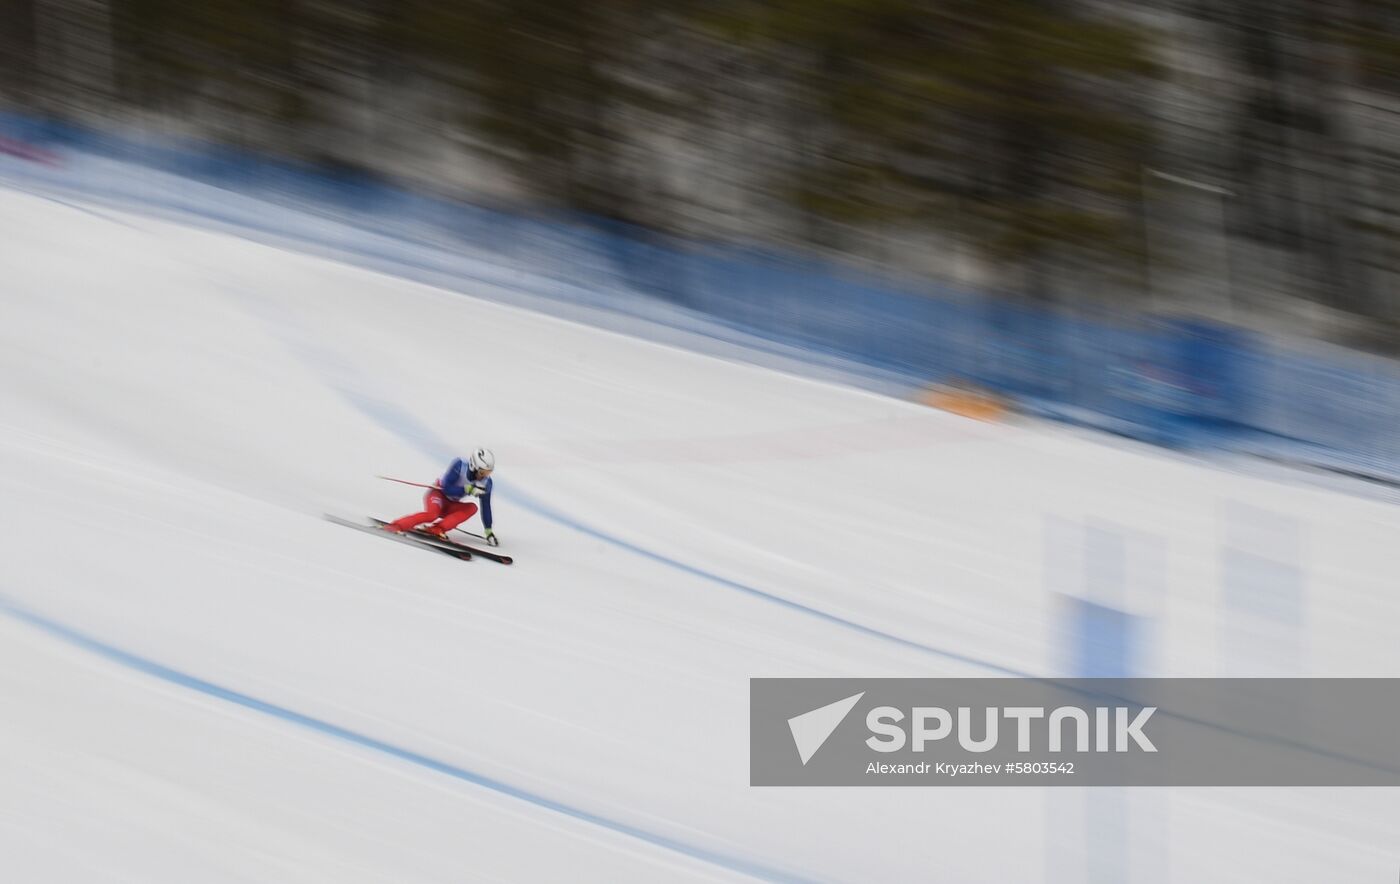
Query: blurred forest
5 0 1400 339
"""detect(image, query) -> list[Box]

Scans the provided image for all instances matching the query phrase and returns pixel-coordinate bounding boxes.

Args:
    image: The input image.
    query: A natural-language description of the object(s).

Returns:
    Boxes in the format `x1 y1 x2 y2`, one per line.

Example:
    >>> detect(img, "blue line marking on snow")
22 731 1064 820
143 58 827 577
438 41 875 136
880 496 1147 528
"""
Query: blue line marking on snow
0 593 808 884
335 385 1027 674
510 481 1024 669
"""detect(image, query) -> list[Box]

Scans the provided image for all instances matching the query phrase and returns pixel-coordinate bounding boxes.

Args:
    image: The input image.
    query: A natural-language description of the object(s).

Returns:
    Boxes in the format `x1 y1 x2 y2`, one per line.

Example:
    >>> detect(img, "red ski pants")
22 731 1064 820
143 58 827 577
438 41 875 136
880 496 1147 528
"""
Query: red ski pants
387 488 478 534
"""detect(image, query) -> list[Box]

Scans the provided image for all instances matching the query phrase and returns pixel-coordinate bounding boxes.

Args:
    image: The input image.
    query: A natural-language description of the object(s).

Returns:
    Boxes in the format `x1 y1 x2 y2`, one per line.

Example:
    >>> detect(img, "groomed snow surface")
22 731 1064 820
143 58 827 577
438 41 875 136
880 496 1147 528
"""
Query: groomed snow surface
1 184 1397 882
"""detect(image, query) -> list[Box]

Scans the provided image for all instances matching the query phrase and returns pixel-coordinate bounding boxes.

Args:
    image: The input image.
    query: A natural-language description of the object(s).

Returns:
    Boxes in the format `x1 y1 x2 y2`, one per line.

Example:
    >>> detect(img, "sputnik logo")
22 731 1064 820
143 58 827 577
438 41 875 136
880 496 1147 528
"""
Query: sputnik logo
787 692 865 765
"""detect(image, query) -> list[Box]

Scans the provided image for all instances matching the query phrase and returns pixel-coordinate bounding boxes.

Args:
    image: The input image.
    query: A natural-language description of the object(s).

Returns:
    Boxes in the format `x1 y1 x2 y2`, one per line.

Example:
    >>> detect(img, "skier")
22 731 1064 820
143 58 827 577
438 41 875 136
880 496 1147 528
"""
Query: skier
383 447 499 545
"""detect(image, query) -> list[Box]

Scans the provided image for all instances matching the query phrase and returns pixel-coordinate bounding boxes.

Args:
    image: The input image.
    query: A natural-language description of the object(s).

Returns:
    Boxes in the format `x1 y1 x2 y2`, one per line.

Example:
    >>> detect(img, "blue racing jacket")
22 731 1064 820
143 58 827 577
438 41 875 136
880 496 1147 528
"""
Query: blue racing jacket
439 457 493 529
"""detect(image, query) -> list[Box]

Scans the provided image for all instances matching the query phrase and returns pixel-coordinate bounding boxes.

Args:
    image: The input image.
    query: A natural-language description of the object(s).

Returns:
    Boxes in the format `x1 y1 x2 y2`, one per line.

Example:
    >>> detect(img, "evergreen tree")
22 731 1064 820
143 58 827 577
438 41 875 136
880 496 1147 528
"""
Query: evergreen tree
692 0 1160 296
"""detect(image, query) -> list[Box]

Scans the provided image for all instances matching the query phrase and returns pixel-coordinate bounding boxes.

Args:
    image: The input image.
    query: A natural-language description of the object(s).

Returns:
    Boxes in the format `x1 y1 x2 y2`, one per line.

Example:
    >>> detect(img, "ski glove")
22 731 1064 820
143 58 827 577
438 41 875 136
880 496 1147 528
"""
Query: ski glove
484 528 499 547
467 483 488 497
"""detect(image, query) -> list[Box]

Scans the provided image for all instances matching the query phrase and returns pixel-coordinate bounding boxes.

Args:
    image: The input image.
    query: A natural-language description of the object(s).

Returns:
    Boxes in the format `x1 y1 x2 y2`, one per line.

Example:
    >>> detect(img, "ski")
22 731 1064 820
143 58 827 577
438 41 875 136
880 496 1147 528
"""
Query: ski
324 514 473 561
369 518 514 565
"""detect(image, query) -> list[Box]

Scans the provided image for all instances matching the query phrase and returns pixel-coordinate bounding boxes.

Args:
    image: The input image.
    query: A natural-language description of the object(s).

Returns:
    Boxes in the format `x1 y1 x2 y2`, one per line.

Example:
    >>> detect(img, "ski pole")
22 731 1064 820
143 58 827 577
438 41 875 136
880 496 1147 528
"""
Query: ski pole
376 475 436 490
378 476 490 541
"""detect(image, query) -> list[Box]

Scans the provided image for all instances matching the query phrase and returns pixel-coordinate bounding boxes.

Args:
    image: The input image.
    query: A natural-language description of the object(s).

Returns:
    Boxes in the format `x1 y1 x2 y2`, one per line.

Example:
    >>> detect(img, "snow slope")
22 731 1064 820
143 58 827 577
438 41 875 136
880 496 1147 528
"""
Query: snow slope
0 184 1397 882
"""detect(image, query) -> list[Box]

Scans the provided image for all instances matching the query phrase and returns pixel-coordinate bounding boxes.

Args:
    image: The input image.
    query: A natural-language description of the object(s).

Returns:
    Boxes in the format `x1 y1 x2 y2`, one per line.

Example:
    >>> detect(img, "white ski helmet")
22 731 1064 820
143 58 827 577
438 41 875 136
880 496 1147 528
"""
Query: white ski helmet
469 447 496 473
